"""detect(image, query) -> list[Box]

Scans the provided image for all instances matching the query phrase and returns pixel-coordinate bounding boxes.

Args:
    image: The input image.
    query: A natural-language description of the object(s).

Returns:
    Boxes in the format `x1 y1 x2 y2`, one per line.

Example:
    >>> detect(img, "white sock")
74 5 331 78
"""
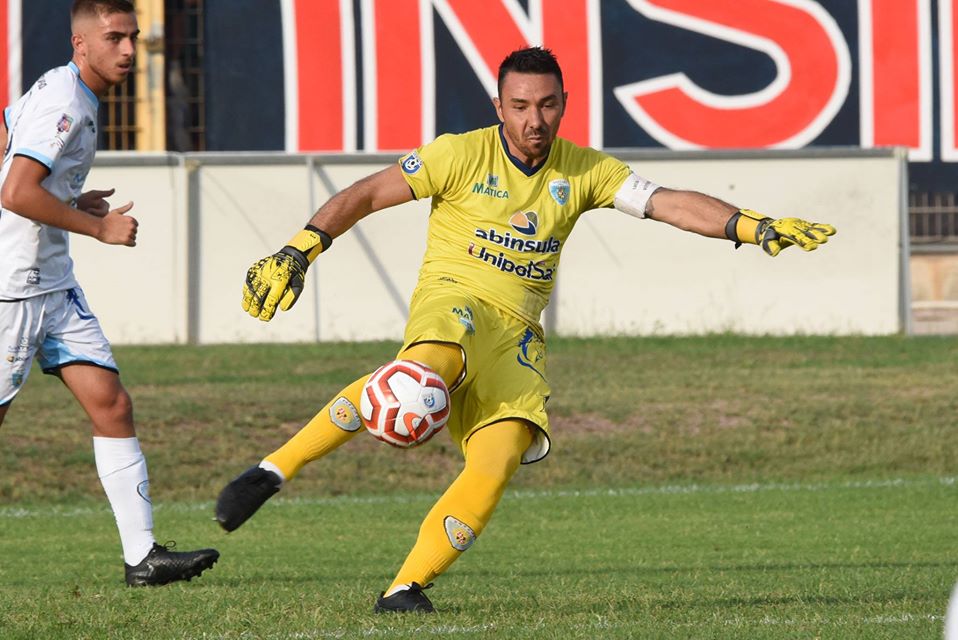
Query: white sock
383 584 411 597
93 436 156 565
258 460 286 484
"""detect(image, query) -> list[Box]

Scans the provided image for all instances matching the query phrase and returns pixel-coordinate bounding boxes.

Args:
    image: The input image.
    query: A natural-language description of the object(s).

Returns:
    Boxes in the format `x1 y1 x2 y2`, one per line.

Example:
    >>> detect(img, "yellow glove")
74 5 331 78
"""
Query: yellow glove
242 226 332 321
725 209 836 257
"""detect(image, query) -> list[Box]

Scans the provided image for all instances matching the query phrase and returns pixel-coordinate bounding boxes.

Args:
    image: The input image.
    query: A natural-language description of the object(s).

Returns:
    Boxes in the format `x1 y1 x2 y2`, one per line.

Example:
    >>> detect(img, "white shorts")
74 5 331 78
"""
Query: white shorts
0 287 117 406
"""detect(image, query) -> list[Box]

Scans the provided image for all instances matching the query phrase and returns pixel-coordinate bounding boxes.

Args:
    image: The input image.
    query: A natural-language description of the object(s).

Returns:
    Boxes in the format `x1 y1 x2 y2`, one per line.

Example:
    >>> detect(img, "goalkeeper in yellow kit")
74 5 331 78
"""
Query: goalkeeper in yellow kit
215 46 835 613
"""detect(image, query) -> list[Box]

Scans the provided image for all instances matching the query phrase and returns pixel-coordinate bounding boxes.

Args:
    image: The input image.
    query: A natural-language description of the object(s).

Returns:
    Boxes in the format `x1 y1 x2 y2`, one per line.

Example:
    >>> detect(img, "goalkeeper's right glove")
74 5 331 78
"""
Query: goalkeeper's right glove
242 225 332 321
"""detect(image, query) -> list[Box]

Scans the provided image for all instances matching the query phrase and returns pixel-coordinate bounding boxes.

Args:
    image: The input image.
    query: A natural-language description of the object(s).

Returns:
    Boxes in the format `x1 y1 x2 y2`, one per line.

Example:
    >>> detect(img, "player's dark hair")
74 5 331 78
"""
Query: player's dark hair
497 46 564 96
71 0 136 21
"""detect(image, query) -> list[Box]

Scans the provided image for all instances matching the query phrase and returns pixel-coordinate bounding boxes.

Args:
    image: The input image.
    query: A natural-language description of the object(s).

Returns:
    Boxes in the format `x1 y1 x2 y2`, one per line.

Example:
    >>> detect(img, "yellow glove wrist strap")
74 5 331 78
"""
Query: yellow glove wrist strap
285 226 332 264
725 209 771 246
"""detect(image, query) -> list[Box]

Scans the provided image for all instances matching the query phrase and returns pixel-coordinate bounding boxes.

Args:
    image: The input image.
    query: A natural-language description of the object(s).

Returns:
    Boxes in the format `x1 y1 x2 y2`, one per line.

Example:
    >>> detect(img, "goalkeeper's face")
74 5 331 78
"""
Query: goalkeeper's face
494 72 567 167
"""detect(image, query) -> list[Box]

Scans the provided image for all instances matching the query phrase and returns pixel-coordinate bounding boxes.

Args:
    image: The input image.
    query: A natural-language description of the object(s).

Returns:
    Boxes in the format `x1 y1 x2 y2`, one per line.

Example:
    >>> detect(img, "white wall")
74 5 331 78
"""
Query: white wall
70 149 906 344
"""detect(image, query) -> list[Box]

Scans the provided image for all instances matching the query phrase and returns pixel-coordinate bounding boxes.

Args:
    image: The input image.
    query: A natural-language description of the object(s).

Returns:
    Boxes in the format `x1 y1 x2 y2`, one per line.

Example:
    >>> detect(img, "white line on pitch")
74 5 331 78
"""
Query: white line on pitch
0 476 954 520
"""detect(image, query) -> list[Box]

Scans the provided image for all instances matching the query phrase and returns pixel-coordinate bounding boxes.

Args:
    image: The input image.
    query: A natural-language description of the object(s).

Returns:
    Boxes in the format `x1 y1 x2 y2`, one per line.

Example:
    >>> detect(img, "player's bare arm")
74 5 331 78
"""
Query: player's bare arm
646 186 836 257
307 164 415 238
243 164 415 321
0 156 137 246
646 188 737 239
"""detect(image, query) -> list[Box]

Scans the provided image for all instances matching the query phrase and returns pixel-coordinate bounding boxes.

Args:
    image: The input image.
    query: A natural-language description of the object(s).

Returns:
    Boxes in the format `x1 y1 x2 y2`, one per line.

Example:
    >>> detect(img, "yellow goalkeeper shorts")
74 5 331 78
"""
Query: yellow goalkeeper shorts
401 284 551 464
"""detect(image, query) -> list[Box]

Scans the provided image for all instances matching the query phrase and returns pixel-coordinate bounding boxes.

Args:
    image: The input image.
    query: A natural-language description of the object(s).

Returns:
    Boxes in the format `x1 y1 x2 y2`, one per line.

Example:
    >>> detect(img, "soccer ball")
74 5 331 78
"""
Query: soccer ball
360 360 450 448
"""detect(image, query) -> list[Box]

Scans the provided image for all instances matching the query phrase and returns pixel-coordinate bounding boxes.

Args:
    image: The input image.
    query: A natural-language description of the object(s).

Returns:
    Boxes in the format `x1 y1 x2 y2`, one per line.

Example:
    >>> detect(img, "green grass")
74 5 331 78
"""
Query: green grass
0 336 956 638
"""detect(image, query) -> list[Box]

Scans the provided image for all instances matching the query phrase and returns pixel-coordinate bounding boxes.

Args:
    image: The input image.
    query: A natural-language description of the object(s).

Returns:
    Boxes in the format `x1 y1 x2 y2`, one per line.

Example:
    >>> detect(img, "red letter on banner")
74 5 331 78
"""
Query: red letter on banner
370 0 422 151
861 0 931 161
295 0 346 151
615 0 851 148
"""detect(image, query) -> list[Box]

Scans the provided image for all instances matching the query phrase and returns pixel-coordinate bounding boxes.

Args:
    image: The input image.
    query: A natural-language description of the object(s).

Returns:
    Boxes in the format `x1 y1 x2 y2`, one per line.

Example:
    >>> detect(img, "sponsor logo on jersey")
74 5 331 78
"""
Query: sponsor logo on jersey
471 180 509 199
26 269 40 286
549 179 570 205
401 151 423 174
444 515 476 551
329 396 362 432
474 227 560 254
468 243 556 281
57 114 74 134
509 211 538 235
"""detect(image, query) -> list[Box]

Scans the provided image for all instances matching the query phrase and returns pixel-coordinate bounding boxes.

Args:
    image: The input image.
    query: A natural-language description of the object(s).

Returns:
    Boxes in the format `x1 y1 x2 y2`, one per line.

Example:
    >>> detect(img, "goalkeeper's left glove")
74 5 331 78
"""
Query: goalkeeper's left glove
242 225 332 321
725 209 836 257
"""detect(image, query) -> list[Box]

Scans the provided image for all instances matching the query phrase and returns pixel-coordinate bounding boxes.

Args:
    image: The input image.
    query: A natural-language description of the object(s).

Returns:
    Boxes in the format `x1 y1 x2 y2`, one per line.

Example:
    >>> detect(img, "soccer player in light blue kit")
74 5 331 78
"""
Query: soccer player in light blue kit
0 0 218 586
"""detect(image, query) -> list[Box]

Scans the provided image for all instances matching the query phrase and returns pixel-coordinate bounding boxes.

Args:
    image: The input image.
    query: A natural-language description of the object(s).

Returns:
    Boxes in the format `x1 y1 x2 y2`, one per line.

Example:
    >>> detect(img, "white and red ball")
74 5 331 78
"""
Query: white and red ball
360 360 450 448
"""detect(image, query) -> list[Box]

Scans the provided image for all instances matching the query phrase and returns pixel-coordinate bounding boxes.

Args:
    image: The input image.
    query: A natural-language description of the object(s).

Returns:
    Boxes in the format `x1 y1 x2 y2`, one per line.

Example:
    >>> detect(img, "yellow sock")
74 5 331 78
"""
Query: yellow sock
386 419 533 594
399 342 464 389
263 375 369 480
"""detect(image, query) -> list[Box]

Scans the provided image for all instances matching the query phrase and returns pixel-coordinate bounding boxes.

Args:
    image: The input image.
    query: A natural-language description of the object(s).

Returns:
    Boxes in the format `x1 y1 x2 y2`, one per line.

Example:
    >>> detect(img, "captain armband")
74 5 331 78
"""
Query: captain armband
613 172 662 219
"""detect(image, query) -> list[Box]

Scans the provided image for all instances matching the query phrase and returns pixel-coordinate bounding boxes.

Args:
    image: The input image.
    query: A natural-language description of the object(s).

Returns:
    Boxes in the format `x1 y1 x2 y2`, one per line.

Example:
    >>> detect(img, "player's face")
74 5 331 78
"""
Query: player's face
72 11 139 95
494 72 567 168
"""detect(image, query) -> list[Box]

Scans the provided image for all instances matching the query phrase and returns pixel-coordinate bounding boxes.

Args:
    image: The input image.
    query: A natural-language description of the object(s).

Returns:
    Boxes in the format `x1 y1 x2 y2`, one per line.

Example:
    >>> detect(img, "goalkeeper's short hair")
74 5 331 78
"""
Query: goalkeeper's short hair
497 47 564 95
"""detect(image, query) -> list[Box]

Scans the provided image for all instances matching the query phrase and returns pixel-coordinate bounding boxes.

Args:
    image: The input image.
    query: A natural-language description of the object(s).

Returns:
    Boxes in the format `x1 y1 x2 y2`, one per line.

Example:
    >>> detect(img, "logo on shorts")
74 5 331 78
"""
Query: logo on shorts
66 288 94 320
549 179 570 206
452 306 475 335
400 151 423 175
11 369 24 387
444 515 476 551
7 339 30 364
516 328 545 380
26 269 40 286
329 397 362 432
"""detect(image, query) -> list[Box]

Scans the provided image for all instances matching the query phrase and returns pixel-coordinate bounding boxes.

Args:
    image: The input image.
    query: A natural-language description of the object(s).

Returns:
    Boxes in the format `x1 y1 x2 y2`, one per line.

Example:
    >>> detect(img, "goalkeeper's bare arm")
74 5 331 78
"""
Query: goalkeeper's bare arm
306 165 415 239
644 188 836 257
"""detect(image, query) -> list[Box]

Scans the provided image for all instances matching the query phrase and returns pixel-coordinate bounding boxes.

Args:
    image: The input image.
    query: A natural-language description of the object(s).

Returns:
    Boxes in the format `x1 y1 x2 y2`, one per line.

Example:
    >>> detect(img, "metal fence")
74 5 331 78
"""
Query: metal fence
910 192 958 247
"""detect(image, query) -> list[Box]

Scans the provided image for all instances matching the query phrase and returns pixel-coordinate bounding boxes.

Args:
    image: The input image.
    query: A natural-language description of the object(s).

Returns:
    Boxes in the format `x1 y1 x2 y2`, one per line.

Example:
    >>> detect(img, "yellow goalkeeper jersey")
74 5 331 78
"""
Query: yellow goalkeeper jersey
398 124 631 327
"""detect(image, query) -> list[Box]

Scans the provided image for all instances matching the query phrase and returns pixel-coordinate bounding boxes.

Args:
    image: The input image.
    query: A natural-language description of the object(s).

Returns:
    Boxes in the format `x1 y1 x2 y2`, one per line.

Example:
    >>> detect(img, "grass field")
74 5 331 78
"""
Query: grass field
0 336 956 638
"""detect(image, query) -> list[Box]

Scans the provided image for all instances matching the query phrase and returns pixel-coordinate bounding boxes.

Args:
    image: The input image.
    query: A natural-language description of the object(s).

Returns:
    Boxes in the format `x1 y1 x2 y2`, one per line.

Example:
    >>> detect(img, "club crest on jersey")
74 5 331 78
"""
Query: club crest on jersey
56 114 74 134
401 151 423 175
510 211 538 236
549 179 570 206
